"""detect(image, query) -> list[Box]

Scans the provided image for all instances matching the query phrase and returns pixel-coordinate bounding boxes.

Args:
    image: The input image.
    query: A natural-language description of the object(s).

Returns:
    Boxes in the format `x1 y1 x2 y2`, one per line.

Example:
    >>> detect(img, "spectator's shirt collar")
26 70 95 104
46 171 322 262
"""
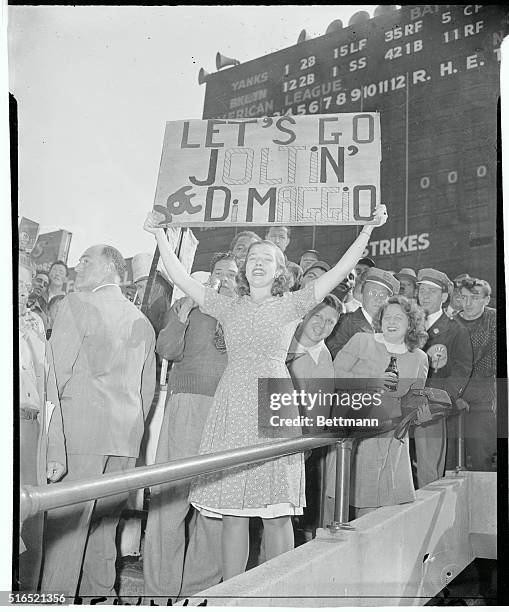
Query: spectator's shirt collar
425 310 443 330
47 289 66 301
344 297 361 313
293 339 327 365
374 333 407 354
92 283 120 293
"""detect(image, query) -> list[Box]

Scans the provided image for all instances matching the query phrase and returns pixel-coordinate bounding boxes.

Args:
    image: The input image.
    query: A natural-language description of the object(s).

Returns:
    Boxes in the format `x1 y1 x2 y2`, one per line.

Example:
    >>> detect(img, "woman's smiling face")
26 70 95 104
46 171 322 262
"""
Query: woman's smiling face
381 303 408 344
245 243 281 289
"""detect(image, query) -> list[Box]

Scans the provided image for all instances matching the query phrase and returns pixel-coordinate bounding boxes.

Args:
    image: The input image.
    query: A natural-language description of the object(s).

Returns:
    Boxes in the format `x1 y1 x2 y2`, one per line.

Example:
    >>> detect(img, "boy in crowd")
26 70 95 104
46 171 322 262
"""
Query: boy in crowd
47 260 68 301
230 231 261 268
456 278 496 471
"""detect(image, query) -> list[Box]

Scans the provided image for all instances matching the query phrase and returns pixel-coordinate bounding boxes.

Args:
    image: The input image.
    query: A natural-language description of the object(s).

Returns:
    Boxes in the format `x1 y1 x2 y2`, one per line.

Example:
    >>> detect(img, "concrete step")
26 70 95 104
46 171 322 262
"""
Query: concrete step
115 521 312 602
116 557 144 603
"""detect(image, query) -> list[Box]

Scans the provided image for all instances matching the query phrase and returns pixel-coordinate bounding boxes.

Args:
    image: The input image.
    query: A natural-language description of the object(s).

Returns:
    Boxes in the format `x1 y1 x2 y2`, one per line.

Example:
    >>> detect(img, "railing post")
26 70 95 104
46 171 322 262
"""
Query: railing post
328 438 355 532
318 448 326 530
456 410 465 471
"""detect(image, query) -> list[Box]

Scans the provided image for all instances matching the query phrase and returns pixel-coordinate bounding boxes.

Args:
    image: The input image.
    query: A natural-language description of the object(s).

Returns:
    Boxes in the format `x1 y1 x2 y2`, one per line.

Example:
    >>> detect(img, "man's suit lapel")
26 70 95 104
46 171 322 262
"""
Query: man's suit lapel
355 308 373 333
426 312 449 345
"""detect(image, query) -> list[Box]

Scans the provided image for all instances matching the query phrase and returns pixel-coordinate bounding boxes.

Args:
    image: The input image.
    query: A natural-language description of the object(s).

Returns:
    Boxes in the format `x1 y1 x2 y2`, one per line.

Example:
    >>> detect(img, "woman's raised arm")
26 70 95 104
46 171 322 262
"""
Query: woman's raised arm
143 211 206 307
313 205 388 302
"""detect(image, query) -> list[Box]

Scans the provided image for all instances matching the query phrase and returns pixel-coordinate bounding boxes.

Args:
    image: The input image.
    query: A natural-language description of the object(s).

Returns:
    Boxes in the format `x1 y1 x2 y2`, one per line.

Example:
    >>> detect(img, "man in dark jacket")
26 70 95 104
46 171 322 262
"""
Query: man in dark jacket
414 268 473 487
326 267 400 359
456 278 496 471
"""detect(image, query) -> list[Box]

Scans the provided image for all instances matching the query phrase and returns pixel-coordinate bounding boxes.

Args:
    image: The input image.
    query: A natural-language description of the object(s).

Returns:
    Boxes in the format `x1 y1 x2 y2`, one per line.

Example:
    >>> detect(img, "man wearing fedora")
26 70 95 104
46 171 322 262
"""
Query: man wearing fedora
396 268 418 302
299 249 321 272
414 268 473 487
326 267 399 359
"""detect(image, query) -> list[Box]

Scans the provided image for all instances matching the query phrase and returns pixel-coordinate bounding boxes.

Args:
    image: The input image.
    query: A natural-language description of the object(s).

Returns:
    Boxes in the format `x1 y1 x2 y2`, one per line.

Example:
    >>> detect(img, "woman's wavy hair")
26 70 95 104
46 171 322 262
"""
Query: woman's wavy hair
286 261 303 291
236 240 292 297
374 295 428 351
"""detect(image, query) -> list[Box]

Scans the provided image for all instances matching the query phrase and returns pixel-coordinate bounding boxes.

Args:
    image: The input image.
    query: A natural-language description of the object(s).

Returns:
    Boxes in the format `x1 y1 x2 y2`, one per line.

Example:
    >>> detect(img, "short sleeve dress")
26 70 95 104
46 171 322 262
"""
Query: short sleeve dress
189 282 319 518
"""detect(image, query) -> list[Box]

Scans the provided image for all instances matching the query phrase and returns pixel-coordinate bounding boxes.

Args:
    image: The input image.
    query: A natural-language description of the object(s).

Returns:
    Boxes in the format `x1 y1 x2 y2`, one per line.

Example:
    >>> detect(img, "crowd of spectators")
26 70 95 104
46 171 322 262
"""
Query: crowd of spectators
17 219 497 601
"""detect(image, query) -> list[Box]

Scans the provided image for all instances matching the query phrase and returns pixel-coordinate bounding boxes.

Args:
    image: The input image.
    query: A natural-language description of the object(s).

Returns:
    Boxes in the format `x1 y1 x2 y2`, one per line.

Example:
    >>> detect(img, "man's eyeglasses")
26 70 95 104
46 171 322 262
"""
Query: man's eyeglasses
366 289 389 299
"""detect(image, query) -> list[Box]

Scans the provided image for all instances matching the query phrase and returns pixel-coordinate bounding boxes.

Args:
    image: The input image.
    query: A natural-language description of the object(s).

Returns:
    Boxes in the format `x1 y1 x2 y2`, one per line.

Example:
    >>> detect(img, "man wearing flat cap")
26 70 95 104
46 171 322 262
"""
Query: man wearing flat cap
299 249 321 272
396 268 417 301
300 260 331 288
414 268 473 487
326 267 399 359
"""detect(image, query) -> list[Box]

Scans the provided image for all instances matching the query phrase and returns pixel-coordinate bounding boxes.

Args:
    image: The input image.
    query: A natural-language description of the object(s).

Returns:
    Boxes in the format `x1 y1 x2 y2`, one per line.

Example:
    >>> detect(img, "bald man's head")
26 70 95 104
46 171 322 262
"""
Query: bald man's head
75 244 126 291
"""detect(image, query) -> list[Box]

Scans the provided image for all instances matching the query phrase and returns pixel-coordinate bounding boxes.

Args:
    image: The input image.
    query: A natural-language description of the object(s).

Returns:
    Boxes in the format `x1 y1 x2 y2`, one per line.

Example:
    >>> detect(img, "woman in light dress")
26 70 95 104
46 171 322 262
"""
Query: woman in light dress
144 206 387 579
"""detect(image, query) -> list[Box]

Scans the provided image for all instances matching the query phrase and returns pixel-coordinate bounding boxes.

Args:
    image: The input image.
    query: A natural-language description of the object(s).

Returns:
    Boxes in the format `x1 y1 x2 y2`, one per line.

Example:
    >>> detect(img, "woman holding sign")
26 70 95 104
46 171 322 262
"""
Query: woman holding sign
143 206 387 580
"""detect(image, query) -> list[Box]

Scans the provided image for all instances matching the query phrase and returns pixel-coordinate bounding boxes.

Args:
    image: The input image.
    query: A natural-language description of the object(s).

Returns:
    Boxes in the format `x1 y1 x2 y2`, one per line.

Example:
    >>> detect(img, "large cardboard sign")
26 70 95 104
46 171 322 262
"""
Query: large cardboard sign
18 217 40 253
31 229 73 271
153 113 381 226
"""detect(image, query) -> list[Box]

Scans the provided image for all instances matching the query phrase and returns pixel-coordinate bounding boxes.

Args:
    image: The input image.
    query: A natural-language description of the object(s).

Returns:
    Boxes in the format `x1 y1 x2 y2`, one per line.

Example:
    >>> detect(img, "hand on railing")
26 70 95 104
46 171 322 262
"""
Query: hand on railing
47 461 66 483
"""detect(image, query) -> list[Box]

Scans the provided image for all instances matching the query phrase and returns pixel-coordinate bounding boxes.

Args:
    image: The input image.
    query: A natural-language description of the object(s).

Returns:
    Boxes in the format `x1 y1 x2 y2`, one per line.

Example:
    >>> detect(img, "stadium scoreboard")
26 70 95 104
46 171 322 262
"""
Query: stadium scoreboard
197 5 507 284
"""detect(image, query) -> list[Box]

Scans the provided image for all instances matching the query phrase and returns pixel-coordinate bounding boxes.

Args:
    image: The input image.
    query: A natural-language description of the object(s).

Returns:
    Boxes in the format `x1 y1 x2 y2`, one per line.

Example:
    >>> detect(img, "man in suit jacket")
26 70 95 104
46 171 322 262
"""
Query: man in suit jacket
326 268 400 359
41 245 156 601
414 268 473 487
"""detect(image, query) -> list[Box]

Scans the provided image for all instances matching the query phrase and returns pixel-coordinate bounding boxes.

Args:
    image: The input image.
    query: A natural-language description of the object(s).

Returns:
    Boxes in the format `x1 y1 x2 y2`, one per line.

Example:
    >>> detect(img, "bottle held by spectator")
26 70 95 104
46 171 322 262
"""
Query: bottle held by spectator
384 356 399 391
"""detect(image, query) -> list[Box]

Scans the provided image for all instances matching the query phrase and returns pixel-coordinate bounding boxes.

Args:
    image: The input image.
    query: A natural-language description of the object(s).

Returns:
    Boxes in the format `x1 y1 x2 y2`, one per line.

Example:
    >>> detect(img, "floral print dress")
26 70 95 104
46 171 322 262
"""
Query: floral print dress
189 282 319 517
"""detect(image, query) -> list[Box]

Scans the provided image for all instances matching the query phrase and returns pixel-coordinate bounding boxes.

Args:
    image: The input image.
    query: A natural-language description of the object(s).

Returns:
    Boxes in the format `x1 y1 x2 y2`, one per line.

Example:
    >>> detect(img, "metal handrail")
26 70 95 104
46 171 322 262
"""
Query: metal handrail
20 435 337 521
20 405 461 524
